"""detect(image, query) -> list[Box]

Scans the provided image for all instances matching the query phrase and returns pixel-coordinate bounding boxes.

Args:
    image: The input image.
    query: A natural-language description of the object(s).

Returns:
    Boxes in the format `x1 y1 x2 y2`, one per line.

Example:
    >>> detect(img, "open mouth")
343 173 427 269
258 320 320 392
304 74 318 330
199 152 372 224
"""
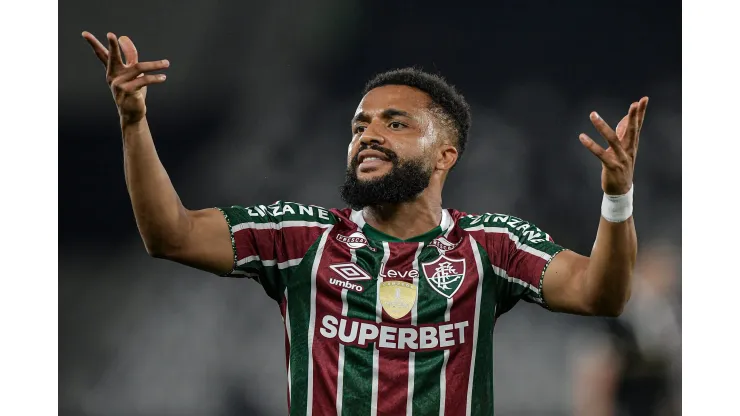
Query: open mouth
357 149 392 171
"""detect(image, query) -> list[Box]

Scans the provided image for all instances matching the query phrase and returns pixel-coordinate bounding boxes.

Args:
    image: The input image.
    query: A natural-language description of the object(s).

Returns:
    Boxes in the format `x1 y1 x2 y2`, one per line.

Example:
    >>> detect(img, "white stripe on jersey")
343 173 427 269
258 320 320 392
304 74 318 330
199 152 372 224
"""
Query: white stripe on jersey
491 264 540 294
284 288 292 407
435 211 456 416
406 242 424 416
237 256 303 269
335 288 348 416
466 236 486 416
230 269 260 278
335 247 356 416
306 226 334 416
371 242 391 416
439 295 453 416
233 220 333 232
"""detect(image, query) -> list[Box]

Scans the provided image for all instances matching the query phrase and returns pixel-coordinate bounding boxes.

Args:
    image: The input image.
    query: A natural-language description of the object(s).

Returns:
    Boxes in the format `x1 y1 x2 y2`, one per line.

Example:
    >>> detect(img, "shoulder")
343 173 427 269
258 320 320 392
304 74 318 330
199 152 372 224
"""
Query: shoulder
223 201 340 228
453 210 554 245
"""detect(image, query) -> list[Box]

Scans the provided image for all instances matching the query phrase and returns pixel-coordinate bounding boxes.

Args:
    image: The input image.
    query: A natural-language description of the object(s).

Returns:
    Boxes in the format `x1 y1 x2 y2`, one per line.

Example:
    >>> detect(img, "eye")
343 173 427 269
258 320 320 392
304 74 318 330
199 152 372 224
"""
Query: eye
389 121 405 130
354 125 366 134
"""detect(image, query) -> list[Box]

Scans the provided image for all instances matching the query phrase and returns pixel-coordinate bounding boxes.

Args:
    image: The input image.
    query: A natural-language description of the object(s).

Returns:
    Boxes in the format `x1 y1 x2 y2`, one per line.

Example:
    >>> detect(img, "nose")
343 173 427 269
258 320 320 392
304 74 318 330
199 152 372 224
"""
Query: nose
359 125 385 147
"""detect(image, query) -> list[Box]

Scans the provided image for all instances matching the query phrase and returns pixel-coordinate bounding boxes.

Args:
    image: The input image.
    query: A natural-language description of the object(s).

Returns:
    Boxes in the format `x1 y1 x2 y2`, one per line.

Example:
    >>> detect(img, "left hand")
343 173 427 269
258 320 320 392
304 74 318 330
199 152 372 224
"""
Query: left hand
579 97 649 195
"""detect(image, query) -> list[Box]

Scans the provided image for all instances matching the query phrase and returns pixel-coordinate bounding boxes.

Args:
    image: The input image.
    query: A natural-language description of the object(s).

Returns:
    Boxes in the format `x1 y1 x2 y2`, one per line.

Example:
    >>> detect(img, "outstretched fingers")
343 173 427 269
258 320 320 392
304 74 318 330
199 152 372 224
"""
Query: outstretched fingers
579 133 612 166
106 33 124 76
581 97 648 178
589 112 627 158
82 31 109 66
119 36 139 65
621 102 640 151
634 97 649 149
117 74 168 93
112 60 170 84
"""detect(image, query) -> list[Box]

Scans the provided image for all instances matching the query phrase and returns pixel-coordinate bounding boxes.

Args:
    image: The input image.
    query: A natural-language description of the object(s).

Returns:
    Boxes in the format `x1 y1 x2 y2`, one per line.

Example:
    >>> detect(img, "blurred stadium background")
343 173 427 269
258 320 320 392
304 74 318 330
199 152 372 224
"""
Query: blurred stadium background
59 1 681 415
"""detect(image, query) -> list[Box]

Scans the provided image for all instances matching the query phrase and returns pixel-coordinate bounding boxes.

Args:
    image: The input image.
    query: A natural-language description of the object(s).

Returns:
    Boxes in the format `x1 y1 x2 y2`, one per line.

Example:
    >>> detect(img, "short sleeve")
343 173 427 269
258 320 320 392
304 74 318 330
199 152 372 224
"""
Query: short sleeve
217 201 336 301
461 213 566 317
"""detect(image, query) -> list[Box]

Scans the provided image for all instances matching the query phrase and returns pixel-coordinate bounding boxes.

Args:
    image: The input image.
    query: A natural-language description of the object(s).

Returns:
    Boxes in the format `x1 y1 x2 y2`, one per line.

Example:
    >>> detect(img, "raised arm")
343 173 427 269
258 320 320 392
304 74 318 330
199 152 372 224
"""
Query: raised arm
82 32 233 274
542 97 649 316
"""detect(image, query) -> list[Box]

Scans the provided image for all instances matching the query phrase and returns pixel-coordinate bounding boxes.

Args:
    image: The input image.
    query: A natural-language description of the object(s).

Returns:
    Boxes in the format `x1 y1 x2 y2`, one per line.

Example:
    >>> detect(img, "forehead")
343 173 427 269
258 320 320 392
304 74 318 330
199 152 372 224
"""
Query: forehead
354 85 432 118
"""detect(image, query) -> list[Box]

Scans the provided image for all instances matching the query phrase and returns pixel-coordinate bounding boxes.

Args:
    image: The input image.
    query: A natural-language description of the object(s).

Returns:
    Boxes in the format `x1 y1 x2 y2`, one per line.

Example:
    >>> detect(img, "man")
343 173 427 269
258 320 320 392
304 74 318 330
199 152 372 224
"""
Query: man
82 31 648 416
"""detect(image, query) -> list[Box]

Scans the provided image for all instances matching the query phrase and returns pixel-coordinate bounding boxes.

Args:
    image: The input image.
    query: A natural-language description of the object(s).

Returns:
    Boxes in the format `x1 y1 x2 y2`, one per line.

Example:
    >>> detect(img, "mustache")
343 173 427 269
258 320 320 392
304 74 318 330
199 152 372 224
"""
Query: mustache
349 145 399 170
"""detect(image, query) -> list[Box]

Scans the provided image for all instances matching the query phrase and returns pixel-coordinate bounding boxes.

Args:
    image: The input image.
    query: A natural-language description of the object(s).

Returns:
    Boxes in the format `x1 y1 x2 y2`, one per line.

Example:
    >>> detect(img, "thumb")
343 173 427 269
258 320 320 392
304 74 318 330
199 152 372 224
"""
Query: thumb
119 36 138 65
615 115 629 140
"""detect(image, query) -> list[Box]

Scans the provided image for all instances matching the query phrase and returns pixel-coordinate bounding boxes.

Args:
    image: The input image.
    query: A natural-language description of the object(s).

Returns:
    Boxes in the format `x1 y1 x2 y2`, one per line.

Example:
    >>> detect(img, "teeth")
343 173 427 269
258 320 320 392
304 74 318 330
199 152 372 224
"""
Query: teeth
362 157 382 163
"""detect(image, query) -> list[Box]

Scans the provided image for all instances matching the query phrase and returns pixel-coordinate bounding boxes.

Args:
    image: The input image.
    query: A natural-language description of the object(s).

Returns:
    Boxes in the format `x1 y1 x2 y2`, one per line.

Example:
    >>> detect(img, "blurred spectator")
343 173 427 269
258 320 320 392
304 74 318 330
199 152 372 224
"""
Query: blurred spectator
573 241 681 416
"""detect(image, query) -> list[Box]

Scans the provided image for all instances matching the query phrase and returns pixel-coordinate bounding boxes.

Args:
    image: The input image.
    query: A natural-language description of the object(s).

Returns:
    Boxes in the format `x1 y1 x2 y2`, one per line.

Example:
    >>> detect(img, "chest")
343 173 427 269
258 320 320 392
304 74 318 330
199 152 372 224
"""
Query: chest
303 230 484 327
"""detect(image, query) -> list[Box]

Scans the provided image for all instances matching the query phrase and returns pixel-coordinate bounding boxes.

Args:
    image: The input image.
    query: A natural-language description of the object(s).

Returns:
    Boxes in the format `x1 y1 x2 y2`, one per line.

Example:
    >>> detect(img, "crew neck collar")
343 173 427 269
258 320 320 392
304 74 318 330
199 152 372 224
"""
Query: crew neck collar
350 209 453 243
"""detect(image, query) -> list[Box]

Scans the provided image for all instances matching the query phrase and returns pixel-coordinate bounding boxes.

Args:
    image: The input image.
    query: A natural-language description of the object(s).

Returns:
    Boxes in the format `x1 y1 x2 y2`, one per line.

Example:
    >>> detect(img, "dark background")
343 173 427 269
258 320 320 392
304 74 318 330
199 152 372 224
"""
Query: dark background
60 1 681 415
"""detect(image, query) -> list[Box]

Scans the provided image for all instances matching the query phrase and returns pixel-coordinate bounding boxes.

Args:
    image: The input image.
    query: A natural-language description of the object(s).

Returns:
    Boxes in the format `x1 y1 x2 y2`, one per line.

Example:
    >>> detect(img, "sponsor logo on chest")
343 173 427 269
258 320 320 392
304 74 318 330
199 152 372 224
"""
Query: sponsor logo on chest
328 262 372 293
319 315 469 351
428 236 461 253
379 261 419 280
336 231 377 251
326 233 470 318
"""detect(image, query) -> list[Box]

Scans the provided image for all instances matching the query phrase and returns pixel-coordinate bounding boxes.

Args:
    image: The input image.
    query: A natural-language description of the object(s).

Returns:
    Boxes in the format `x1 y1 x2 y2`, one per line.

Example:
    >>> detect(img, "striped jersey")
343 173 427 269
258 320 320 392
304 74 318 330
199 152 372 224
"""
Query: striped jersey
217 201 565 416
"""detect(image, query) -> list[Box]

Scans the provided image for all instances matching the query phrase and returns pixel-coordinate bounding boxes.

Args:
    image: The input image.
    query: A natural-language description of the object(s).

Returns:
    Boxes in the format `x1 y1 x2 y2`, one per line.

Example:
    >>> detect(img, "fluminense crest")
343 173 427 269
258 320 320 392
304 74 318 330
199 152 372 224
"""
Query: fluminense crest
421 255 466 299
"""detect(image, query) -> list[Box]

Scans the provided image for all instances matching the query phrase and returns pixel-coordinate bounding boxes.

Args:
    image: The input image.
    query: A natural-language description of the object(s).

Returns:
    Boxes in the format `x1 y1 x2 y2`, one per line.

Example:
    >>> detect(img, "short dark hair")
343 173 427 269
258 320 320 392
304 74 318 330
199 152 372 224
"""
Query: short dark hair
363 67 472 166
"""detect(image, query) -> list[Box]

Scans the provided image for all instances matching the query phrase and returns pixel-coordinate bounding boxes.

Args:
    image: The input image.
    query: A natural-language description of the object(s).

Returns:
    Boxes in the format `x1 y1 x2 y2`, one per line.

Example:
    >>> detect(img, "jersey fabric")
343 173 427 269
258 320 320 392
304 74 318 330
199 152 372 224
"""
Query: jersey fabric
217 201 565 416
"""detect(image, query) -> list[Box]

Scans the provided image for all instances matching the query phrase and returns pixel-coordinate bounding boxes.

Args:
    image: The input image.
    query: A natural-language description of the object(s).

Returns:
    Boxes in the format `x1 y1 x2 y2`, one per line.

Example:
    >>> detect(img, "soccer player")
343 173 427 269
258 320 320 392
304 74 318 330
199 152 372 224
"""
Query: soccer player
82 31 649 416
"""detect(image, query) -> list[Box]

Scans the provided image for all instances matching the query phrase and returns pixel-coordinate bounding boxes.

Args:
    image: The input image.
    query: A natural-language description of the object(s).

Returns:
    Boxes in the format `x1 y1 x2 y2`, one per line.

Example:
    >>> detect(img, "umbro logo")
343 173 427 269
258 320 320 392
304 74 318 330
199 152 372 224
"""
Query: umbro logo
328 262 371 293
329 262 372 281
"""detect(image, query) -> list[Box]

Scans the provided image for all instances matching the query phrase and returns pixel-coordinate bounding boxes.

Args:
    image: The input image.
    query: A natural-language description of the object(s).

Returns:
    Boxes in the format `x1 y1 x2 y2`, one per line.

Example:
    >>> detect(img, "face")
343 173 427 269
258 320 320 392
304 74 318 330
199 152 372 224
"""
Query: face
339 85 455 210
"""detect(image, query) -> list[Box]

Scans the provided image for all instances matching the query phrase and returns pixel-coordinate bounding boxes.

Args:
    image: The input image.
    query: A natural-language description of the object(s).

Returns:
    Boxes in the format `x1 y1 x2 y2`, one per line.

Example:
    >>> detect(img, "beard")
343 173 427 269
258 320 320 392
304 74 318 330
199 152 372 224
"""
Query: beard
339 145 433 211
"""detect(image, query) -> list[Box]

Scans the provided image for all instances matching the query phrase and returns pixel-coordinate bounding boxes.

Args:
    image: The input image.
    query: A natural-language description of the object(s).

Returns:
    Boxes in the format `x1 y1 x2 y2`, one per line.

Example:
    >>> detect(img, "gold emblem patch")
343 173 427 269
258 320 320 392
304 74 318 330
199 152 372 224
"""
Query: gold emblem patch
379 280 417 320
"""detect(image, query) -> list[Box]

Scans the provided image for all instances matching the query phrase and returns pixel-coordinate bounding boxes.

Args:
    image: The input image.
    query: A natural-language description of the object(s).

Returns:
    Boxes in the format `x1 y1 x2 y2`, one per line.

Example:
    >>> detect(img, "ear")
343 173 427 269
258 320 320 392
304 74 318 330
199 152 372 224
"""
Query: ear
435 143 458 171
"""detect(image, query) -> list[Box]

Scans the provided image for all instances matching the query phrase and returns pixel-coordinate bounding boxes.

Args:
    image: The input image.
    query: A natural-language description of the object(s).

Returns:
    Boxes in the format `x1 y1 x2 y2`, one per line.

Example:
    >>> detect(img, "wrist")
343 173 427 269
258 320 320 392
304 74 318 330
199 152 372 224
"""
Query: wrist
120 115 147 131
119 107 147 128
601 184 634 223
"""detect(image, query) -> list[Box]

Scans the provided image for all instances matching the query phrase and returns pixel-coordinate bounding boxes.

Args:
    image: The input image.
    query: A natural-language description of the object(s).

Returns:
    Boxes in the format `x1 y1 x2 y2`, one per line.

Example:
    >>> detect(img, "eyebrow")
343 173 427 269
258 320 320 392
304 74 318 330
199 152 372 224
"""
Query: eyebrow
351 108 414 125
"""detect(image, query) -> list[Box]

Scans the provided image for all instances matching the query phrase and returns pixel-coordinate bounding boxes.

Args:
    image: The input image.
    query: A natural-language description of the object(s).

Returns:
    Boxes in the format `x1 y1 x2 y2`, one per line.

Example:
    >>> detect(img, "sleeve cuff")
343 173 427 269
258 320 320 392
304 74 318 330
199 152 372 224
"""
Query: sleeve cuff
215 207 238 277
537 248 567 310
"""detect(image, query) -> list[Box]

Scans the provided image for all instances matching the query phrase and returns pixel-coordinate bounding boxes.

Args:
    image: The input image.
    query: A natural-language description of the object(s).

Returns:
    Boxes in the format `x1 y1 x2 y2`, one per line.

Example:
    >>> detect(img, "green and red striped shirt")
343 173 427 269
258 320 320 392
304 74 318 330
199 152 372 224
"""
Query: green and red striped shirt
217 201 564 416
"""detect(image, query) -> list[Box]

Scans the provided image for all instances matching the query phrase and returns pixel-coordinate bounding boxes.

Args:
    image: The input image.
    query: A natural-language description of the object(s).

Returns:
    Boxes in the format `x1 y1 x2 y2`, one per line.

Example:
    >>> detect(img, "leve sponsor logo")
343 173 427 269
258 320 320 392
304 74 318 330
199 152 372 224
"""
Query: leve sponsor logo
379 265 419 279
319 315 469 351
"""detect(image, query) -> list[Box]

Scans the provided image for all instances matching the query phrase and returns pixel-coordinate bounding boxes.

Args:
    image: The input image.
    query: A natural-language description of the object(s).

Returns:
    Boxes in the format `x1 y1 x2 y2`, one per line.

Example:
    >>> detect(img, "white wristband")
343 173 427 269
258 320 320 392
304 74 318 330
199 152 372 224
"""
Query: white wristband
601 184 634 223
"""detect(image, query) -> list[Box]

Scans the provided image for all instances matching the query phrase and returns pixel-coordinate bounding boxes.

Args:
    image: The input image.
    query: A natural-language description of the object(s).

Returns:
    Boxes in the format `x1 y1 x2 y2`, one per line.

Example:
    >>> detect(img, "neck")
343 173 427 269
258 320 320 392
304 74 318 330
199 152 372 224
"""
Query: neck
362 188 443 240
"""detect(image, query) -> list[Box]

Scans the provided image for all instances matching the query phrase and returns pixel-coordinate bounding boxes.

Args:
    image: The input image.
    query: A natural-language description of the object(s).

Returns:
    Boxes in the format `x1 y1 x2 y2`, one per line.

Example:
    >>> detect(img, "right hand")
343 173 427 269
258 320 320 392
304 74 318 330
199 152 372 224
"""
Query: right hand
82 32 170 124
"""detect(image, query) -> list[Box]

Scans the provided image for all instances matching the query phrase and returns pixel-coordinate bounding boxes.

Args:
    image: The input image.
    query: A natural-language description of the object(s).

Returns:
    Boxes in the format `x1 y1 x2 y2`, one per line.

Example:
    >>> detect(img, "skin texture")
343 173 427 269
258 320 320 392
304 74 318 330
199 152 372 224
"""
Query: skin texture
543 101 647 316
83 31 648 316
347 85 458 240
82 32 234 274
